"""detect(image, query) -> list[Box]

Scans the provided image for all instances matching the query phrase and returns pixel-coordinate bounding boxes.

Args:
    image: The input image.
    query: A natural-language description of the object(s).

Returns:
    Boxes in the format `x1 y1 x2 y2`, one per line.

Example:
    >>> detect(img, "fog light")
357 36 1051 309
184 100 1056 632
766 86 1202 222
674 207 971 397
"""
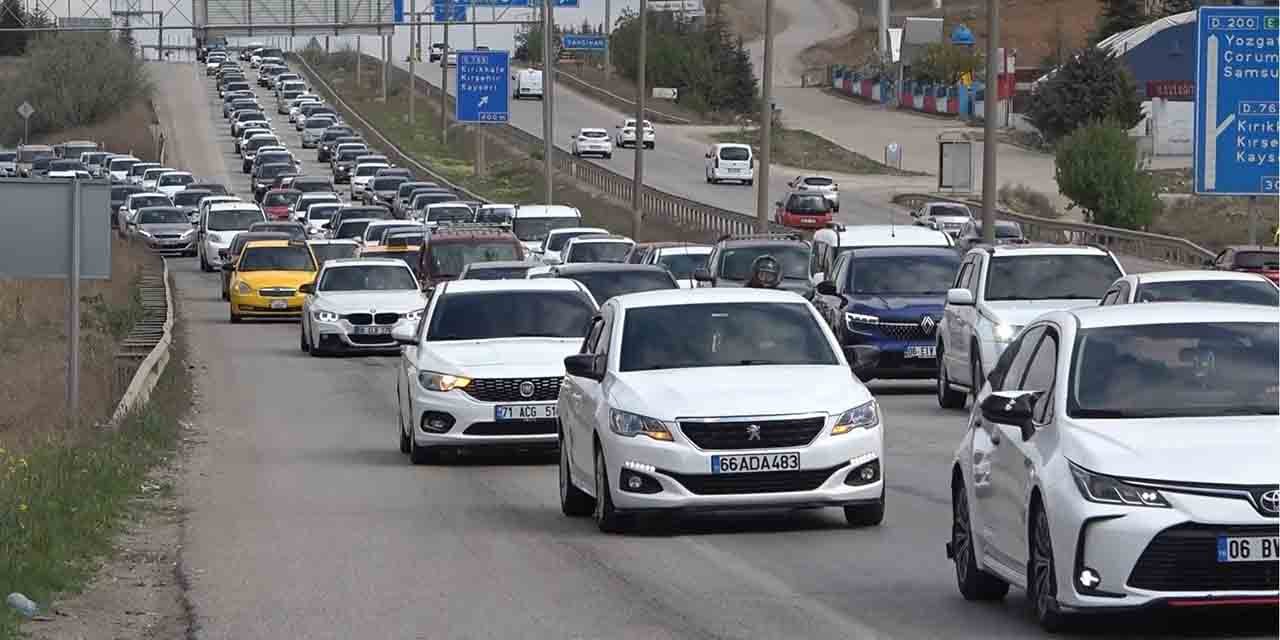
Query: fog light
1078 568 1101 590
421 411 455 433
860 466 876 481
619 468 662 494
627 476 643 490
845 459 880 486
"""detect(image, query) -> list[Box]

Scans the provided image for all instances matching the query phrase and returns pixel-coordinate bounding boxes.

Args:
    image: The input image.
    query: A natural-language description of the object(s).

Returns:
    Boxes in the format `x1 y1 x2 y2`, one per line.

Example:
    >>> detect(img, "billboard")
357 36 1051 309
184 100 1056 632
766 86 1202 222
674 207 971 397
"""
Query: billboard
193 0 397 36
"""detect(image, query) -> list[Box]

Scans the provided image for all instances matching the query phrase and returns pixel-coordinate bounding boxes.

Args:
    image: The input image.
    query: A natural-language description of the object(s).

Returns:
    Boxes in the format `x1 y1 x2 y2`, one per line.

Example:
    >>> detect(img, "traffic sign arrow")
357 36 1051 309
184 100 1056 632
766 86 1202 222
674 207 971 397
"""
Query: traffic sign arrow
17 101 35 120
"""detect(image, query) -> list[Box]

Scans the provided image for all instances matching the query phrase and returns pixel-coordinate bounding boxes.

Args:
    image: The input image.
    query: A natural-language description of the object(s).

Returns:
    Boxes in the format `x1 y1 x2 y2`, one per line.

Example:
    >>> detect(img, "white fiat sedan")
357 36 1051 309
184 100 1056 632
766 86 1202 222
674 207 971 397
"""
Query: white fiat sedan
392 279 599 463
299 258 427 356
557 287 885 533
948 303 1279 631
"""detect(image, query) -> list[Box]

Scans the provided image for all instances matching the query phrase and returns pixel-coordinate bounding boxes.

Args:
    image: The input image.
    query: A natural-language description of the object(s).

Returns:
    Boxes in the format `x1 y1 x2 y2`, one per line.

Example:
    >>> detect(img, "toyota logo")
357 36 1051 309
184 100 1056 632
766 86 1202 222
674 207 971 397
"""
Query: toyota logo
1258 489 1280 516
518 381 536 398
920 315 937 335
746 424 761 441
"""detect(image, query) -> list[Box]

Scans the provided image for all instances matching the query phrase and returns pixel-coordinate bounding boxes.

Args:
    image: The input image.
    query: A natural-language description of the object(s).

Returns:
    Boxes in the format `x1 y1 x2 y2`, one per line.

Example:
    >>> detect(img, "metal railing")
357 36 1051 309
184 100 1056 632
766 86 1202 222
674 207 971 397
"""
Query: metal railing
892 193 1216 267
540 65 694 125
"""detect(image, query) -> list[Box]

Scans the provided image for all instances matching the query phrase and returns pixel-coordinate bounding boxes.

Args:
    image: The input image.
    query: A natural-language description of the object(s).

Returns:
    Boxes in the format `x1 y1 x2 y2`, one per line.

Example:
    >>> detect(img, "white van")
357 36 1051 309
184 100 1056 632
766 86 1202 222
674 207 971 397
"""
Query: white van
512 69 544 100
809 223 954 284
510 204 581 256
705 143 754 186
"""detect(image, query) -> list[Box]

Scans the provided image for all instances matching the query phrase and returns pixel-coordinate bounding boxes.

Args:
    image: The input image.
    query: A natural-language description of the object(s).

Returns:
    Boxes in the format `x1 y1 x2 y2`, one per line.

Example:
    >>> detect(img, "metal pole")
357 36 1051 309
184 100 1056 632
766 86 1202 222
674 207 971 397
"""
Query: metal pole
472 4 477 47
981 0 998 244
878 0 889 59
542 0 554 204
356 35 362 85
410 0 418 124
441 6 450 143
382 34 389 101
1248 196 1258 245
475 127 487 176
603 0 611 81
755 0 775 232
67 178 82 429
631 0 645 238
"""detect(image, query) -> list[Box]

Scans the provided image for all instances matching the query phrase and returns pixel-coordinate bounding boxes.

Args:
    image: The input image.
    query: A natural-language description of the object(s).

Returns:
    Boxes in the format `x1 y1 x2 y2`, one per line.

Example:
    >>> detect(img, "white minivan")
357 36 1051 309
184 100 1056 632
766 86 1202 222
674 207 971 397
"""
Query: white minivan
705 143 754 186
512 68 544 100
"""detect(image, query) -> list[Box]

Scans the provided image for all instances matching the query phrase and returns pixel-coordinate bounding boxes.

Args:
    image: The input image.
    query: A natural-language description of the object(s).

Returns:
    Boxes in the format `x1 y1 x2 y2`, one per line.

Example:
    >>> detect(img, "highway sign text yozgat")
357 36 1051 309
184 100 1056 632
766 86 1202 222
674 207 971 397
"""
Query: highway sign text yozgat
456 50 510 124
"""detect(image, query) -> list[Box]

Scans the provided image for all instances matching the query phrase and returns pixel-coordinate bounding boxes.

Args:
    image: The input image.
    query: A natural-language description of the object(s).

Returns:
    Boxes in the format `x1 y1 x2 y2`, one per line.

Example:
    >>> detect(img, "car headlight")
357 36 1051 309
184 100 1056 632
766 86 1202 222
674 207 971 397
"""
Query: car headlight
992 323 1022 342
845 312 879 331
608 409 674 441
417 371 471 392
404 308 425 322
234 281 253 295
831 400 879 435
136 229 153 238
180 228 195 239
312 309 339 322
1070 463 1170 508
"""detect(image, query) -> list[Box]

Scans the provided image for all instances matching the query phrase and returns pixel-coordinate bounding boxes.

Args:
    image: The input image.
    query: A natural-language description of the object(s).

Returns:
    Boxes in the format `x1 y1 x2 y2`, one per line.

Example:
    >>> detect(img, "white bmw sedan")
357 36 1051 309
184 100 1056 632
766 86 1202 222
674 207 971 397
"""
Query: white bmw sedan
948 302 1279 631
557 287 885 533
299 258 427 356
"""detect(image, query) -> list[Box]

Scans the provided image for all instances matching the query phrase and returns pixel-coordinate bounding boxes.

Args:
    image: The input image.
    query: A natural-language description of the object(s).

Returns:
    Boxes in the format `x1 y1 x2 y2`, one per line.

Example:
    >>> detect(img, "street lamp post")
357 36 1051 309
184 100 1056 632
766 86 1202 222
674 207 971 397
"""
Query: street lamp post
631 0 646 239
981 0 998 244
754 0 775 232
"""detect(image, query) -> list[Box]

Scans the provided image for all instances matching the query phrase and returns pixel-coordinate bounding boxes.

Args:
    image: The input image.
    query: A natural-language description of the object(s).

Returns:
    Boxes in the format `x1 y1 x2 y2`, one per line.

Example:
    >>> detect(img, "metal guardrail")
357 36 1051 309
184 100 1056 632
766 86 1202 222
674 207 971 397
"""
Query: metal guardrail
110 259 173 427
535 64 694 125
892 193 1216 267
296 53 789 237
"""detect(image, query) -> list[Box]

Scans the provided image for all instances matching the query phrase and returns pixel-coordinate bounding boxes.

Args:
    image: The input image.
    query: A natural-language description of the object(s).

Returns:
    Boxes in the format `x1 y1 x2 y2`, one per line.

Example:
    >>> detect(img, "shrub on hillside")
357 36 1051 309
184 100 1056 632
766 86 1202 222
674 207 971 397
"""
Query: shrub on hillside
1055 121 1159 230
1024 46 1143 143
0 32 151 145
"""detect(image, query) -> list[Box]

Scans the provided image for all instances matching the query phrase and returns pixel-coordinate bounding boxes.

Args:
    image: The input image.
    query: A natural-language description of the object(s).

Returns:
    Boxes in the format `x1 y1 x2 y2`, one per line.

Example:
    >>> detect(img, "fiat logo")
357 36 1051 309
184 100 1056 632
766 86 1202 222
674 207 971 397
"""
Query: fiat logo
518 381 536 398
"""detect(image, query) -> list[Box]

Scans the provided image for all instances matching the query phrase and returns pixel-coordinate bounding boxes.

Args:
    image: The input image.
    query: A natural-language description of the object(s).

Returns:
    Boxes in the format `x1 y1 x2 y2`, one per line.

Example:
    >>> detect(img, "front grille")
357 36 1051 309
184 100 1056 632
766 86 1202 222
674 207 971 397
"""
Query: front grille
849 318 934 340
663 463 848 496
679 417 826 451
464 420 558 436
348 334 395 346
344 313 372 325
153 233 180 239
259 288 295 297
374 312 399 325
463 377 562 402
1128 523 1280 592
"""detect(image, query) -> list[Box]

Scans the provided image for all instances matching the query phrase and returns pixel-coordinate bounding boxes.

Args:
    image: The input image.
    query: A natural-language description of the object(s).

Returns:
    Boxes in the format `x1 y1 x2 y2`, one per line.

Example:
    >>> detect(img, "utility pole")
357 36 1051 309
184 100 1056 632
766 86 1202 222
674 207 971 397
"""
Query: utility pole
542 0 554 204
382 34 389 102
409 0 417 124
356 35 362 85
981 0 998 243
441 3 451 143
754 0 775 232
631 0 646 238
603 0 611 81
878 0 889 58
472 3 477 48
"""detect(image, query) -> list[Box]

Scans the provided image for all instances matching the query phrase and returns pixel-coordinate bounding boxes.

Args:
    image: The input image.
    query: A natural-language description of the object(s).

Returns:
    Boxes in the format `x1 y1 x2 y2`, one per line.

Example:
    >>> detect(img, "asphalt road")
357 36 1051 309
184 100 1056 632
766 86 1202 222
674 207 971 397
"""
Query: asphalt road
153 62 1274 639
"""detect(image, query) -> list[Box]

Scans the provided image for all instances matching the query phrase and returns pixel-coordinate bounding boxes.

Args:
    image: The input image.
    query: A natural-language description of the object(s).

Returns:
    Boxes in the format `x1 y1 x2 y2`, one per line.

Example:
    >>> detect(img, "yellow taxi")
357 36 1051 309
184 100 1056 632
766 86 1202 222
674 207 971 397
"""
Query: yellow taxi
358 231 422 272
225 239 319 323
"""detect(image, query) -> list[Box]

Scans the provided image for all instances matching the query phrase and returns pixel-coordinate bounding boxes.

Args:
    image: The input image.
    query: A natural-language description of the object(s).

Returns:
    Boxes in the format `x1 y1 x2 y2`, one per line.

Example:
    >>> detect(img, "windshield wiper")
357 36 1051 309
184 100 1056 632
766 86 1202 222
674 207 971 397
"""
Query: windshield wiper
737 359 788 365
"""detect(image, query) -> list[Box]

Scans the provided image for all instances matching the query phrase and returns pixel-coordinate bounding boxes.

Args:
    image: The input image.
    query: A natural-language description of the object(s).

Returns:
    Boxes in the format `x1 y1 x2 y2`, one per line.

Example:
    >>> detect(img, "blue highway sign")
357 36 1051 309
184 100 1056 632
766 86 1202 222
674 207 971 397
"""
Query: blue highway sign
1194 6 1280 196
444 0 534 5
553 0 579 7
562 34 607 51
433 1 467 21
456 50 510 124
394 0 404 22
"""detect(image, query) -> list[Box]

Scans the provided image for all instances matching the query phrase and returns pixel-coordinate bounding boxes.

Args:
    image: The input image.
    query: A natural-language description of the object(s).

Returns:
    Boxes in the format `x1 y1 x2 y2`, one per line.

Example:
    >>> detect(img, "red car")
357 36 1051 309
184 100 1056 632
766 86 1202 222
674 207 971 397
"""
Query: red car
1207 245 1280 284
261 188 302 221
774 192 834 230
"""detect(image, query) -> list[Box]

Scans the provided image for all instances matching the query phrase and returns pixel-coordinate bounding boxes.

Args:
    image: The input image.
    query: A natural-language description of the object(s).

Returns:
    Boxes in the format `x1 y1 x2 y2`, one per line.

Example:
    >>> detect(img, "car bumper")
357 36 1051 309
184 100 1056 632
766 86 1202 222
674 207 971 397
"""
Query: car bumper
145 238 196 254
843 336 938 379
779 213 833 230
599 423 883 512
230 293 305 316
205 242 231 266
1037 474 1280 611
301 133 322 147
411 388 559 448
710 168 753 181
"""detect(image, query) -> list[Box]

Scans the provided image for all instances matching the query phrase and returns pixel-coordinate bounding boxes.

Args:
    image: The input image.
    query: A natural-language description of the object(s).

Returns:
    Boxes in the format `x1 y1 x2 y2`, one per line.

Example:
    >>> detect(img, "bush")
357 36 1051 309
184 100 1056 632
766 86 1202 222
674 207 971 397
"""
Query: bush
0 32 151 145
911 43 983 85
999 183 1061 219
1024 46 1143 143
1055 122 1159 230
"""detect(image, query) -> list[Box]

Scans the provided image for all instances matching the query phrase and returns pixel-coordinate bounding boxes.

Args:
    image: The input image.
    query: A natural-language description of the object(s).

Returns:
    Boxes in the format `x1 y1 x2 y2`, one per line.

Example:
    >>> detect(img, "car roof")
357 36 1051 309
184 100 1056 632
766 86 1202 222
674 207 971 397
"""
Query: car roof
514 204 581 218
320 257 413 269
367 220 424 229
986 244 1109 257
816 224 950 247
129 191 169 199
567 236 633 245
1132 270 1274 285
159 170 193 176
209 202 261 211
463 260 530 270
1070 302 1280 329
652 244 712 255
553 263 670 275
441 278 585 295
308 238 359 246
551 226 608 235
241 239 297 250
851 245 964 258
614 286 806 310
579 127 608 134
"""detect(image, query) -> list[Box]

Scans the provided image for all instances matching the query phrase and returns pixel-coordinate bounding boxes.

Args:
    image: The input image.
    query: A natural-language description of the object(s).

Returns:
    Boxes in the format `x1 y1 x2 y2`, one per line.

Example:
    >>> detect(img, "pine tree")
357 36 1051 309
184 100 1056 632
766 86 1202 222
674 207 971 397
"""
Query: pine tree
1025 46 1144 142
1158 0 1195 17
1096 0 1145 43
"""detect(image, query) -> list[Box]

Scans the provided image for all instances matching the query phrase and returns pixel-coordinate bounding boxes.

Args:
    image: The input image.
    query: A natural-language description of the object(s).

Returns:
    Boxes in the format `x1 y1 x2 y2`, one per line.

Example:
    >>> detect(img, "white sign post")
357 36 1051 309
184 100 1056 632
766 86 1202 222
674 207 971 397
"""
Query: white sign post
17 101 35 144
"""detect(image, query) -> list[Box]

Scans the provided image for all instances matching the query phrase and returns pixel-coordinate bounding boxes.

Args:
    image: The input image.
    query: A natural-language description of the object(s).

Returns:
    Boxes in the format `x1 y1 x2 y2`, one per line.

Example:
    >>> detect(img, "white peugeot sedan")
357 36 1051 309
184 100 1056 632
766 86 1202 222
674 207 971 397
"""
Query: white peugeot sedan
947 303 1279 631
392 279 599 464
299 258 426 356
557 287 885 533
570 128 614 159
1098 270 1279 307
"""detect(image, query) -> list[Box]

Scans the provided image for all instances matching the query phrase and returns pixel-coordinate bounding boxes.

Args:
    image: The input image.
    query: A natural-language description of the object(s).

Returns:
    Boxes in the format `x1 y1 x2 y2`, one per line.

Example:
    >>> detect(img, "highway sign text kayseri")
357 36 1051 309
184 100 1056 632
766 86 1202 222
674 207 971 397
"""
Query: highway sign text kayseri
1194 6 1280 196
561 34 607 51
456 50 510 124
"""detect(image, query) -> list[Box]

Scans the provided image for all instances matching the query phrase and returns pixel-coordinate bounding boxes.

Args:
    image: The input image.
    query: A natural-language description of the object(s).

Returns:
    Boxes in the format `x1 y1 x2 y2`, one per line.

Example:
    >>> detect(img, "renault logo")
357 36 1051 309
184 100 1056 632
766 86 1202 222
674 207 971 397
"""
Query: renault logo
746 424 762 441
920 315 937 335
518 381 536 398
1258 489 1280 516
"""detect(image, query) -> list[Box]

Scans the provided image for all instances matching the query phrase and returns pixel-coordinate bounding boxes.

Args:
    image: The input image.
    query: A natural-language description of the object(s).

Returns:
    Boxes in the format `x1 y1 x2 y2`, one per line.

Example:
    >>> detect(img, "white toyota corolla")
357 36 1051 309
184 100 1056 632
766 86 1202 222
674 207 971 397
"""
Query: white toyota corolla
557 287 885 533
392 279 599 463
948 303 1279 631
299 258 426 356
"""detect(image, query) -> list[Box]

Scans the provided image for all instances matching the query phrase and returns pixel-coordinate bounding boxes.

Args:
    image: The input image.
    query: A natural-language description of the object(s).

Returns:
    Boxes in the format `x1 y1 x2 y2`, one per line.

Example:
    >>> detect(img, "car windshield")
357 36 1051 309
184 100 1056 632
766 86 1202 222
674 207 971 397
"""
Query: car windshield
512 216 578 242
566 242 633 263
546 231 604 252
985 255 1121 301
307 205 339 221
568 270 676 302
310 243 359 264
250 224 306 239
110 159 139 172
356 165 388 177
848 253 961 295
931 204 972 218
238 245 315 271
318 265 417 291
368 224 420 243
475 207 515 224
173 191 209 206
718 245 809 281
339 208 391 222
307 118 335 130
336 221 372 239
719 147 750 161
427 291 594 341
657 252 711 279
139 208 188 224
112 186 141 200
323 130 353 141
294 180 332 193
1136 280 1280 306
802 176 833 186
132 196 170 209
159 174 193 186
580 130 608 138
258 164 292 178
786 194 830 213
337 151 361 161
619 302 838 372
427 206 474 223
1070 322 1278 418
372 177 407 191
0 152 15 161
462 266 529 280
429 242 521 277
209 209 264 231
1234 250 1279 269
263 192 301 207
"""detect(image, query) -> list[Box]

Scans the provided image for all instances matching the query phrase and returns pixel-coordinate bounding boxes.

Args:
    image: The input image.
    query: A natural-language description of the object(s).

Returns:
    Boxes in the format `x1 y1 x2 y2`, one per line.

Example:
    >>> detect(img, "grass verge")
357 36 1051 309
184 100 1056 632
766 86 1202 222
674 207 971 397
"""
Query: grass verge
711 127 923 176
549 63 723 125
1144 167 1192 195
0 328 190 639
998 182 1061 219
1151 196 1276 252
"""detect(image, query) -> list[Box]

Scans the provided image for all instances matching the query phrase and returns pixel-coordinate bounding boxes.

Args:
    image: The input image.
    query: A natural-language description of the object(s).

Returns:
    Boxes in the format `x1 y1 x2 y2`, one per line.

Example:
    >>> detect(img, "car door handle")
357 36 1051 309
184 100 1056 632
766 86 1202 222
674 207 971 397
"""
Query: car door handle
989 429 1001 446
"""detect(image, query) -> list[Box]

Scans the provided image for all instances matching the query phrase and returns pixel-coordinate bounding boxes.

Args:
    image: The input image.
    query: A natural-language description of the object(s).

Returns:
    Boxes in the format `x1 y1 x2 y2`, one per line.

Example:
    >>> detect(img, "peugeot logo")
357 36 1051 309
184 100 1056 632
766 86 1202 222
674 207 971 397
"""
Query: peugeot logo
1258 489 1280 516
919 315 937 335
518 381 536 398
746 424 762 441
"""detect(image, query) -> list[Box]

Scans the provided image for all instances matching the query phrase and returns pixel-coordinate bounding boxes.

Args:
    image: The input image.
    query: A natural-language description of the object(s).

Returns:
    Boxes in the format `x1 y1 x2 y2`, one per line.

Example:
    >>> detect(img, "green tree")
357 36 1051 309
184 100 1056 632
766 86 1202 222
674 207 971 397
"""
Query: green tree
0 0 52 56
1096 0 1145 43
910 43 983 85
1055 121 1159 229
1025 46 1143 143
1156 0 1196 17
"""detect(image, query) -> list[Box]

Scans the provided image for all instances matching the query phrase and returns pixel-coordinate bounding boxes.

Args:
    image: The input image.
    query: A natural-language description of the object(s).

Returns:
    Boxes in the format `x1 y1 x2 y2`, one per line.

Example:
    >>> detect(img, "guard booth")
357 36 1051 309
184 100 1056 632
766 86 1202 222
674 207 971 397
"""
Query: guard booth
937 130 974 194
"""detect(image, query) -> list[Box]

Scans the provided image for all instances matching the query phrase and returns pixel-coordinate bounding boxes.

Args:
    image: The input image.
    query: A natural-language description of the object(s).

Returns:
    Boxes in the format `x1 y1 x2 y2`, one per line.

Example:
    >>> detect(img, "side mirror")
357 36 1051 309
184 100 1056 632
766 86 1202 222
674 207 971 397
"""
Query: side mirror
298 282 315 294
564 353 603 381
1203 258 1215 267
774 201 782 207
910 209 921 218
221 263 235 272
815 280 838 296
692 267 712 283
843 345 880 377
809 272 825 286
391 323 416 345
980 391 1038 441
928 221 939 230
946 288 975 306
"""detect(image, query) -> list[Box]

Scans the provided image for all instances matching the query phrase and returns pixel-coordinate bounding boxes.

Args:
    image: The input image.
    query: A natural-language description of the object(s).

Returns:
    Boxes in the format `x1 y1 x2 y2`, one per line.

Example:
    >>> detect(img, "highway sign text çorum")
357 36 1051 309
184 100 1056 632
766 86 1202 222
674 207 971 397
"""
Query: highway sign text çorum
1194 6 1280 196
561 34 607 51
456 50 510 124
